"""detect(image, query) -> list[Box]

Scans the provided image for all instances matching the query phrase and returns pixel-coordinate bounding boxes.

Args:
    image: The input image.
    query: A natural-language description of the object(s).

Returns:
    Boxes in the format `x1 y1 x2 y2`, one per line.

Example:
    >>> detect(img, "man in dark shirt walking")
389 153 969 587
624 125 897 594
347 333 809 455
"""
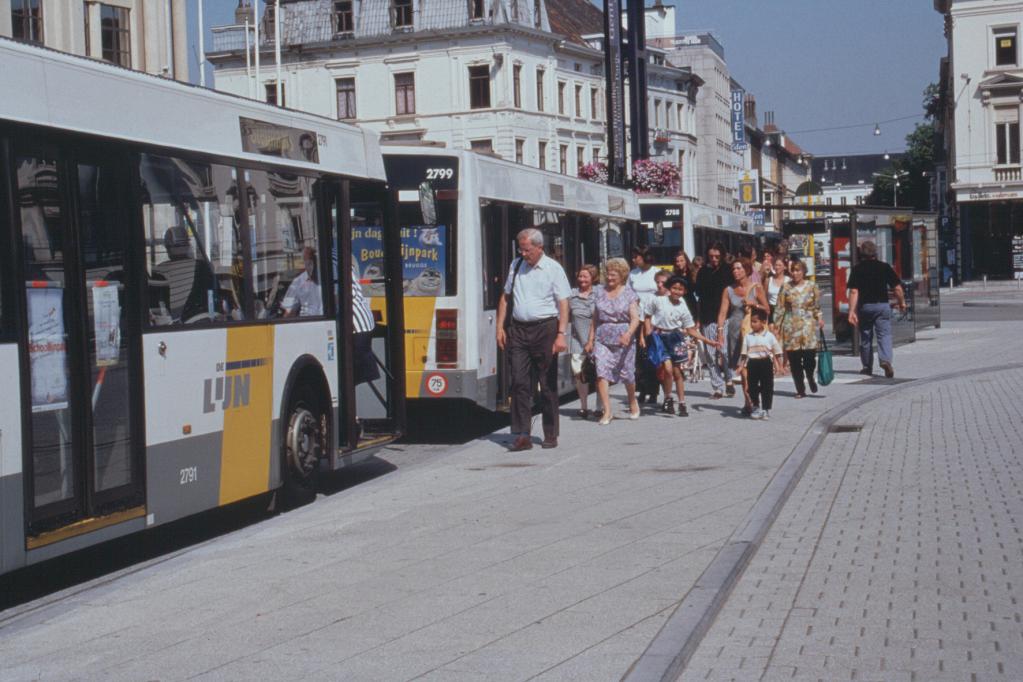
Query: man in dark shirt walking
695 242 734 398
847 241 907 378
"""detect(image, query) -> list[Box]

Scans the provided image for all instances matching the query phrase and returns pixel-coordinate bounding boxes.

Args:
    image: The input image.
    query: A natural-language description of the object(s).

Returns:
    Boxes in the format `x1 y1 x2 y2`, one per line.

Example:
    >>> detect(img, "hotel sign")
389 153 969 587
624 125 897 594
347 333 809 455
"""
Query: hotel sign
731 88 747 151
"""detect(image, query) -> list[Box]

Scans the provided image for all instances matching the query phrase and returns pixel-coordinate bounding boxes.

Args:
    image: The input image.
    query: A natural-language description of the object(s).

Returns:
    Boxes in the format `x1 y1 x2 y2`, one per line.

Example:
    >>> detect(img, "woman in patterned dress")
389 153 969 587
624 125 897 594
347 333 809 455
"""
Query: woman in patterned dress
774 259 824 398
586 258 642 425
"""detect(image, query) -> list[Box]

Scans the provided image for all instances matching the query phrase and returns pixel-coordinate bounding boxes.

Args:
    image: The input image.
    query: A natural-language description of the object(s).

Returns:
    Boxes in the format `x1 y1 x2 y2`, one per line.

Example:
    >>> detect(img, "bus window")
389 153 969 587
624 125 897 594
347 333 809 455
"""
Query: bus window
244 170 321 318
395 198 456 297
139 154 242 326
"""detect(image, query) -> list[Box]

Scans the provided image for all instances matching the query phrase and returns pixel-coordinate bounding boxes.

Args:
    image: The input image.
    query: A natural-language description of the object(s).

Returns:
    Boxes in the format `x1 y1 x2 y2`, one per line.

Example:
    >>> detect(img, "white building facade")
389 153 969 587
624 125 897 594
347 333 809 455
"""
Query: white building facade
208 0 699 190
0 0 190 80
934 0 1023 279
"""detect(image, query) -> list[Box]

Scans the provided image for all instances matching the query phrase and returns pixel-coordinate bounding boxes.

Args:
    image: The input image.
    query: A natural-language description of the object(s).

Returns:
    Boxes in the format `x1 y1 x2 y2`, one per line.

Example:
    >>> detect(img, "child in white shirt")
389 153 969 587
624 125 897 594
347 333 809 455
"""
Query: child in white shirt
644 276 720 416
739 308 784 420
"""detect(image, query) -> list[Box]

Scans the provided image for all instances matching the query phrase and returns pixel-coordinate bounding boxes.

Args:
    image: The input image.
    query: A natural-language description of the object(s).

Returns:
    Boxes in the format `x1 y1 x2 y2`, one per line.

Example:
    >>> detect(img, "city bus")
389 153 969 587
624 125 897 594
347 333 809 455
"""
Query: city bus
0 39 404 576
639 197 760 266
376 147 640 412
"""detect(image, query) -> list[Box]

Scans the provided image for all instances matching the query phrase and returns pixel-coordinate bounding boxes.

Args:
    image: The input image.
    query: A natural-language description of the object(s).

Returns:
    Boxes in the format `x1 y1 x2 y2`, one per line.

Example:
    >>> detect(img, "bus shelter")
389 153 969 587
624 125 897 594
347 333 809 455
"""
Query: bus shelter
771 206 941 357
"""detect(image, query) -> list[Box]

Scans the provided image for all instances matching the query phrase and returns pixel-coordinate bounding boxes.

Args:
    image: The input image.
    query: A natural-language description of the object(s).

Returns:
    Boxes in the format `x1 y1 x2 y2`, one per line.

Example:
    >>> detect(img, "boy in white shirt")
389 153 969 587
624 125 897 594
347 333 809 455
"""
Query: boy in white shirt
638 269 671 405
644 276 720 416
739 309 784 420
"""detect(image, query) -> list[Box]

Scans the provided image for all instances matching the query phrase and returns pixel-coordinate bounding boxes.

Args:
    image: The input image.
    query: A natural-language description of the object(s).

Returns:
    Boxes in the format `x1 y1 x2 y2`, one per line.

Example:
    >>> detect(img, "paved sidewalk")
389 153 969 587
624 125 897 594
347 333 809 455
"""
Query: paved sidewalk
682 365 1023 680
1 317 1019 681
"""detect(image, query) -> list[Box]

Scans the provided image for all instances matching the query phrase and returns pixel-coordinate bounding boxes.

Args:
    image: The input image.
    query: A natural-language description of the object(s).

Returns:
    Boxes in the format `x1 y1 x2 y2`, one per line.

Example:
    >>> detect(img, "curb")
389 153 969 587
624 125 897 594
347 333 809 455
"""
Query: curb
623 361 1023 682
962 300 1023 308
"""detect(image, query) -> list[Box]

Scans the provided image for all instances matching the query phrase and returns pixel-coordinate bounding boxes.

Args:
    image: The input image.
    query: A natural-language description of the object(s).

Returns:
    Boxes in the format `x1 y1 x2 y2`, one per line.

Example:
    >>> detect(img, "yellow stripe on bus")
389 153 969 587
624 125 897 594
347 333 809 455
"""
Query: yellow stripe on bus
218 326 275 505
402 297 438 397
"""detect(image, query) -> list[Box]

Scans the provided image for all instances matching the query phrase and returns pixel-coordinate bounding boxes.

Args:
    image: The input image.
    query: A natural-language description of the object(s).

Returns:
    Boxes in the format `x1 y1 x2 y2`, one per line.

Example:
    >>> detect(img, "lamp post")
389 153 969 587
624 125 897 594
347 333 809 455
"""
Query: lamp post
873 169 909 208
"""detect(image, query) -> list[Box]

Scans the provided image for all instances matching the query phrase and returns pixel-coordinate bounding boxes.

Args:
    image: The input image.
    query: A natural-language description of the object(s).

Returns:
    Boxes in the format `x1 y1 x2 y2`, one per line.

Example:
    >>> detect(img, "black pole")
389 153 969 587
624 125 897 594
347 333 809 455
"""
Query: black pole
625 0 648 163
603 0 627 187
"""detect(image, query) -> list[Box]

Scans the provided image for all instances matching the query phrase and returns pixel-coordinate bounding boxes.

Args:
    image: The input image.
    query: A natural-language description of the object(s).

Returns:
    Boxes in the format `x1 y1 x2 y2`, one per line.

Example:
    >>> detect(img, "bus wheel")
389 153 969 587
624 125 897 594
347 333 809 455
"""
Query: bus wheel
282 386 325 506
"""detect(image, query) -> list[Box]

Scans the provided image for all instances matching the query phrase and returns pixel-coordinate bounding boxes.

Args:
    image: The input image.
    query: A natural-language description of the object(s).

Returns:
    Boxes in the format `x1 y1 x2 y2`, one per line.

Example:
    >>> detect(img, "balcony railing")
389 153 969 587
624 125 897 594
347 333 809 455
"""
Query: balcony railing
993 165 1022 182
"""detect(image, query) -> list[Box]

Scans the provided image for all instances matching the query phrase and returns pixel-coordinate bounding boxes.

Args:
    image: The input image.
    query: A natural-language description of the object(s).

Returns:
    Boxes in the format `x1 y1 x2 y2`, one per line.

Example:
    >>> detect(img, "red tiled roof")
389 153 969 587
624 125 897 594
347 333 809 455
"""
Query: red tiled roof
547 0 604 45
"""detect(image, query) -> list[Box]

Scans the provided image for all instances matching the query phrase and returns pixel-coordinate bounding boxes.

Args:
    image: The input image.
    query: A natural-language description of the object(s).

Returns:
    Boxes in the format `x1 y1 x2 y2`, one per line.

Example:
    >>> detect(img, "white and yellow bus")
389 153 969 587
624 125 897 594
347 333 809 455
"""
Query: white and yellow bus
0 39 404 575
378 147 641 412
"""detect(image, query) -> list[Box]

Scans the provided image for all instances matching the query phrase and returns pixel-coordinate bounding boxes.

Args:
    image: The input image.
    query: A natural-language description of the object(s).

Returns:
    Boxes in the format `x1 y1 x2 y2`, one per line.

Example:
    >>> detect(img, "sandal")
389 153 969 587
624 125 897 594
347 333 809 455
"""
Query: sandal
576 408 590 419
598 413 613 425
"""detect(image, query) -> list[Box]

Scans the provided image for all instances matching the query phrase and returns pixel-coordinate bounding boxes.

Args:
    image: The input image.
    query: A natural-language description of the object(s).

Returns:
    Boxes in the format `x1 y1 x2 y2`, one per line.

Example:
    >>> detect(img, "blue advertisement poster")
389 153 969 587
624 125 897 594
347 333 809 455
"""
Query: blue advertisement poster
350 225 447 297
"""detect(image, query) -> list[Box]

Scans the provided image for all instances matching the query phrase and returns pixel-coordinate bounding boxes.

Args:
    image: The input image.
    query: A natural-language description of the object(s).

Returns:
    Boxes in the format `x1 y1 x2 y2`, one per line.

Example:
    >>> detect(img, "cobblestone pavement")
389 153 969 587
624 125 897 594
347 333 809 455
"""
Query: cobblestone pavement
1 314 1019 681
682 365 1023 682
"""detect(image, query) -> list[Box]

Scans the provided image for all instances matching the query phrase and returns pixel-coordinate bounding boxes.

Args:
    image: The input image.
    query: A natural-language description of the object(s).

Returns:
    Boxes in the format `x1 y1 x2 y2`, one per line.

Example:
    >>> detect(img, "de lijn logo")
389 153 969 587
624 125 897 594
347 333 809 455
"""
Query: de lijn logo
202 358 267 414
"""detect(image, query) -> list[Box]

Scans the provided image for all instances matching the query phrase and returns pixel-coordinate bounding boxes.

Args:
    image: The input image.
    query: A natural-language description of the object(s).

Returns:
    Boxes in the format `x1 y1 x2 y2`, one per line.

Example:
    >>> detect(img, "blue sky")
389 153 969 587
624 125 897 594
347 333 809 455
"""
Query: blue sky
189 1 946 156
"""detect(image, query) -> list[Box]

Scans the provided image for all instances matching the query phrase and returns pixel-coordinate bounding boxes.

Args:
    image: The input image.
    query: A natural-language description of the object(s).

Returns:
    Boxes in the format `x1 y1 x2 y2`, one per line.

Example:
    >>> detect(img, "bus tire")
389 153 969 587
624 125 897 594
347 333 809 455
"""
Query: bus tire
281 383 327 507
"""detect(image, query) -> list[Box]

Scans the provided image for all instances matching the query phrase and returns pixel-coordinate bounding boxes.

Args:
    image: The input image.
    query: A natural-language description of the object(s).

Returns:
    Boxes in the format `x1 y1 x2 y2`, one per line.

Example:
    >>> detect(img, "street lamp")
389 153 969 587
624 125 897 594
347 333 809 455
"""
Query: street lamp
872 169 909 208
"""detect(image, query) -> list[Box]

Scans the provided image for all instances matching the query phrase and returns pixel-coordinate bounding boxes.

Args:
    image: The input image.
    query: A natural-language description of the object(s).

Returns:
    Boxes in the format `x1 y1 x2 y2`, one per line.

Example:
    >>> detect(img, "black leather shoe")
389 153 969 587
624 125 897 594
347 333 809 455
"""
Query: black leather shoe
508 436 532 452
859 367 873 376
541 437 558 449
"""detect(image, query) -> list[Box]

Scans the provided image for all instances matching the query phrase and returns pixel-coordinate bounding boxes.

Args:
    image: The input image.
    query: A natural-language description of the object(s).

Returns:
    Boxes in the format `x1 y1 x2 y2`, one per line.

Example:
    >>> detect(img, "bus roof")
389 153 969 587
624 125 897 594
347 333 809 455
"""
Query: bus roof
0 38 385 182
384 146 640 222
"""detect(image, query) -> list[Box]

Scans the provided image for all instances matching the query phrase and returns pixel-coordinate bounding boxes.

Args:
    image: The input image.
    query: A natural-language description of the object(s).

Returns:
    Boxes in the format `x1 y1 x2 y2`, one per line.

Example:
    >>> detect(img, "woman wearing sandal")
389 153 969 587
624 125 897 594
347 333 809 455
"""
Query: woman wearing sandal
717 258 770 416
587 258 642 425
569 264 599 419
774 259 824 398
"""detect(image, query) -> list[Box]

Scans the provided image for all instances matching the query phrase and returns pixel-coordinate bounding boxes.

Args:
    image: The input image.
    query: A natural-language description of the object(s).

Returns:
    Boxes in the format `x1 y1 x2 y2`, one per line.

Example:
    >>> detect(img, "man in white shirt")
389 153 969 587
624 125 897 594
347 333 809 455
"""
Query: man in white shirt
496 228 571 451
281 247 323 317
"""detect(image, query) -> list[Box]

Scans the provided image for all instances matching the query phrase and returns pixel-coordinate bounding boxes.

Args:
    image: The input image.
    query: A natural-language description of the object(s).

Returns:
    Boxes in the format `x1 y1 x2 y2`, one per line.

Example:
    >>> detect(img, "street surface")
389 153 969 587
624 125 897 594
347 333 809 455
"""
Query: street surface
1 287 1021 681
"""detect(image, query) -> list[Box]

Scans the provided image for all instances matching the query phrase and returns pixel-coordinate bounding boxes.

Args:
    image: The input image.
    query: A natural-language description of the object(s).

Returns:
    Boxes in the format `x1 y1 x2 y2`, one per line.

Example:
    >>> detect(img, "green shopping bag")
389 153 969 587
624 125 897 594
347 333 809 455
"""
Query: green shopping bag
817 330 834 386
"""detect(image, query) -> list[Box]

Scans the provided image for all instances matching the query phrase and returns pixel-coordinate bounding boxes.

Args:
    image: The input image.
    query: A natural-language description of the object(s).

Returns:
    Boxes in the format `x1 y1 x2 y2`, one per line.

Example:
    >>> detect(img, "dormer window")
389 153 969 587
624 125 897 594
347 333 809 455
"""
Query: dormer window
469 0 485 20
994 27 1018 67
334 1 354 34
392 0 413 29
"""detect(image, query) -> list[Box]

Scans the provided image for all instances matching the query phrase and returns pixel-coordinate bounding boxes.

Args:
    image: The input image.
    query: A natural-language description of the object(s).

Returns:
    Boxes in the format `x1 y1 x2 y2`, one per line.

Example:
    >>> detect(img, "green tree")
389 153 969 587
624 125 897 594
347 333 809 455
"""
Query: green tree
868 84 938 210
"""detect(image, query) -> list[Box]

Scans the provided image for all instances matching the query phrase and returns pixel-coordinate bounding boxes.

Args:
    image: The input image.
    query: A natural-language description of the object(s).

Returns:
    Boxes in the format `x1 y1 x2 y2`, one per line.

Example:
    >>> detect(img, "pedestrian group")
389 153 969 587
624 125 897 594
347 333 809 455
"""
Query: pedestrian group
499 227 901 451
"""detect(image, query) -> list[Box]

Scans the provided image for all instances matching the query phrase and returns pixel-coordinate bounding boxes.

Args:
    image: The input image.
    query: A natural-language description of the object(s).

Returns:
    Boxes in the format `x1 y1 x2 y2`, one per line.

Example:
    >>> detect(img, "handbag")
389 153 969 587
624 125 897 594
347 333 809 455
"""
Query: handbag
581 354 597 386
502 257 524 330
646 332 667 368
817 329 834 386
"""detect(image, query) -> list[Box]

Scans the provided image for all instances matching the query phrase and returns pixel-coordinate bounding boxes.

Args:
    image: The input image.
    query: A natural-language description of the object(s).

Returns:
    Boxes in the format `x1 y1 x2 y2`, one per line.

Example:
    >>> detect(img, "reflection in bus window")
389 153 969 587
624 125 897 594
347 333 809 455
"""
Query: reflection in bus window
245 170 321 318
139 155 240 326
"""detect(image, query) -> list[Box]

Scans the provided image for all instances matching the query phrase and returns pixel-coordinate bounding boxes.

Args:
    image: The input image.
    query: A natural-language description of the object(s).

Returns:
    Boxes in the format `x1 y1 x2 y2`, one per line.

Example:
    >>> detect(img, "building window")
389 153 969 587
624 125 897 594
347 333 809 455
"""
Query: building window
265 81 286 107
392 0 413 29
855 196 864 205
536 67 545 112
825 197 833 206
395 72 415 115
559 144 568 174
469 0 485 20
515 139 524 164
576 145 585 174
468 65 491 109
654 99 662 127
336 78 356 120
840 196 847 206
334 1 354 33
575 84 583 117
593 146 601 164
994 28 1018 67
677 104 684 131
538 140 547 170
591 87 600 120
558 81 566 115
101 4 131 68
470 139 493 153
513 64 522 108
11 0 43 44
995 108 1020 165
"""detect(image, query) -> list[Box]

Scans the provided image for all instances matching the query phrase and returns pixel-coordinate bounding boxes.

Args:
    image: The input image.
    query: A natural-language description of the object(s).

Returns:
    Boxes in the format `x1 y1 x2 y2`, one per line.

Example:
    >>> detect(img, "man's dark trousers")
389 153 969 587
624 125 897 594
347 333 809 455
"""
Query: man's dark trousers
508 318 559 440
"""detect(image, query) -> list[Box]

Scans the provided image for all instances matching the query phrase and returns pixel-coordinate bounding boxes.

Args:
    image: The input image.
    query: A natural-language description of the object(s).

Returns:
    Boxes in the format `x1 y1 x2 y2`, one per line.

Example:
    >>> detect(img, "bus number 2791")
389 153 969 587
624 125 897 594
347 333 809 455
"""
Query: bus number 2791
179 467 198 485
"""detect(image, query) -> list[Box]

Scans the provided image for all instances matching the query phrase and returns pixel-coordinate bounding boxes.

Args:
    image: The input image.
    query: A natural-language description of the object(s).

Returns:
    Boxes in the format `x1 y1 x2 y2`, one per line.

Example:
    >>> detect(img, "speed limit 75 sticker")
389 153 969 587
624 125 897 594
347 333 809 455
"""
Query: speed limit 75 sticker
425 373 448 396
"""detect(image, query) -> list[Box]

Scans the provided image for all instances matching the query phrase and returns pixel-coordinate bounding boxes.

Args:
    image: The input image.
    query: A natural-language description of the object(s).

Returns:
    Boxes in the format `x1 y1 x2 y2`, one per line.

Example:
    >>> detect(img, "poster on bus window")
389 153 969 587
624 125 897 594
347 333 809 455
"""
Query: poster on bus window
91 284 121 367
350 225 446 297
27 287 69 412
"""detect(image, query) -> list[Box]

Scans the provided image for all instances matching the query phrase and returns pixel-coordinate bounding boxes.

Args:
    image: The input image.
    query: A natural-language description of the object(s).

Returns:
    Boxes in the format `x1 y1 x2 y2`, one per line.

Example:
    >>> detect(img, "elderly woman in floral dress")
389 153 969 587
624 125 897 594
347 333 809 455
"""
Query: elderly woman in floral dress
774 259 824 398
586 258 642 425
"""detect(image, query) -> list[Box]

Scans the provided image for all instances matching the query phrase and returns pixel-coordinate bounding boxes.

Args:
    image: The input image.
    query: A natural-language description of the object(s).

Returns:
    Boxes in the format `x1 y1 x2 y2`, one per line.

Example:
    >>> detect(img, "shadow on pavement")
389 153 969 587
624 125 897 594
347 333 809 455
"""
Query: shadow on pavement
0 456 397 613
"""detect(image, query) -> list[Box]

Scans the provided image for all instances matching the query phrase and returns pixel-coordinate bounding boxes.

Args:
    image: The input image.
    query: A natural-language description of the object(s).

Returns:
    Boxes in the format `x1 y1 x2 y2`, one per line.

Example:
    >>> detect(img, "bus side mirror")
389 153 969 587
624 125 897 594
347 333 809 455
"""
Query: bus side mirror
419 181 437 226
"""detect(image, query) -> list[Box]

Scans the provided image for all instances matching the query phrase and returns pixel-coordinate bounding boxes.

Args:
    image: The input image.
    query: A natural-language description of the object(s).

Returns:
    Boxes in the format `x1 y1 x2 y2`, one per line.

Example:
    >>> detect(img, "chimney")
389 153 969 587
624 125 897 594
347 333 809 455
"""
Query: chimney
744 94 757 129
235 0 254 25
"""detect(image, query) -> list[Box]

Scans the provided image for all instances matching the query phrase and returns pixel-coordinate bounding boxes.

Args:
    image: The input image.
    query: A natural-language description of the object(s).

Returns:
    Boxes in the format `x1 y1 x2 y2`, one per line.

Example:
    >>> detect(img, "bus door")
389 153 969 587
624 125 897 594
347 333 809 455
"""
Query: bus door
14 145 144 537
332 180 405 450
